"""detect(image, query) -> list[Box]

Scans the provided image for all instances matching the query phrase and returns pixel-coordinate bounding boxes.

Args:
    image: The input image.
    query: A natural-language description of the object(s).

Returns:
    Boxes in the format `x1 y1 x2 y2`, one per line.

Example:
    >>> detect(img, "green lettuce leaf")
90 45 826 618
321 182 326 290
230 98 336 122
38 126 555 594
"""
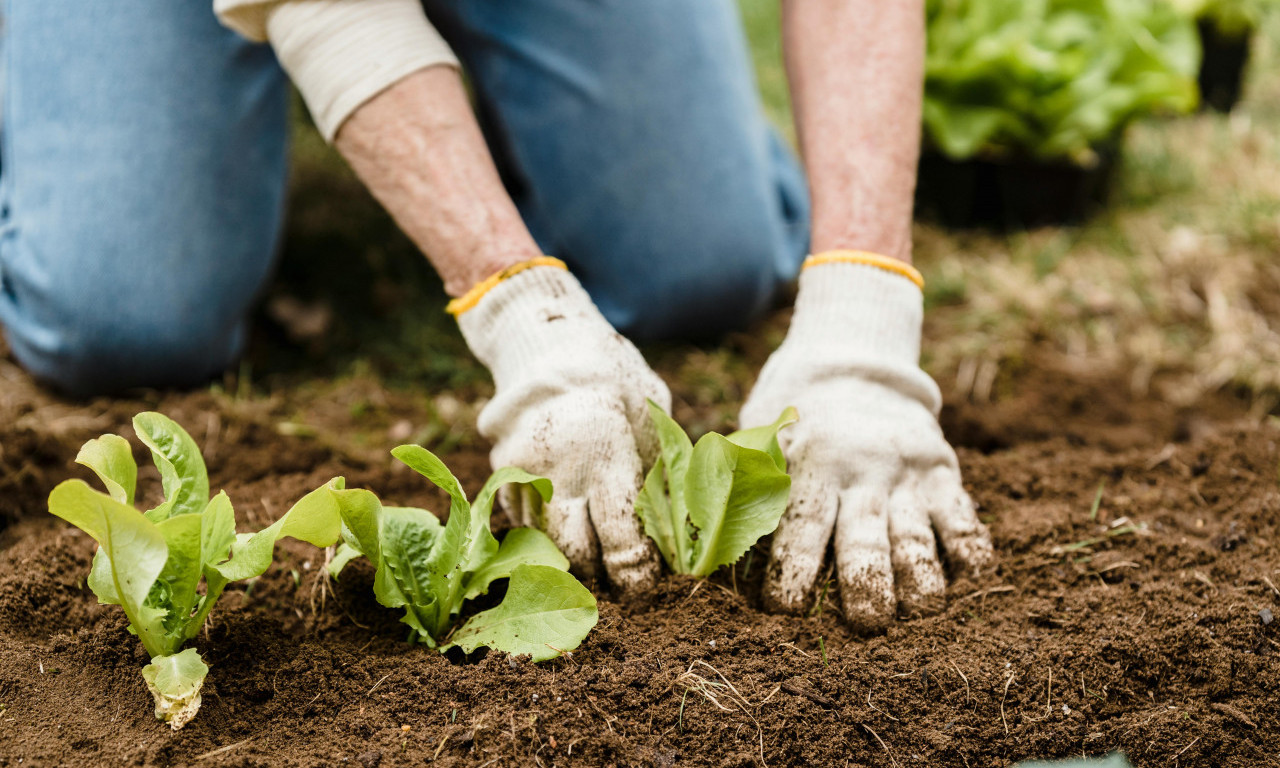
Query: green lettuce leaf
726 406 798 472
48 480 169 658
446 564 598 662
639 402 694 570
636 457 682 571
463 528 570 601
141 648 208 730
309 446 596 659
686 434 792 577
214 482 343 582
635 404 794 577
133 412 209 521
74 434 137 506
924 0 1200 161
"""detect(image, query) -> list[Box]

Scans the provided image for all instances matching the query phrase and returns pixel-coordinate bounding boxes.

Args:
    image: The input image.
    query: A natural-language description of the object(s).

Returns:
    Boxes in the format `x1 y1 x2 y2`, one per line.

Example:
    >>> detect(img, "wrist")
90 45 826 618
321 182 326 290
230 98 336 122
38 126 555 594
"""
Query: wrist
809 225 914 265
440 244 543 298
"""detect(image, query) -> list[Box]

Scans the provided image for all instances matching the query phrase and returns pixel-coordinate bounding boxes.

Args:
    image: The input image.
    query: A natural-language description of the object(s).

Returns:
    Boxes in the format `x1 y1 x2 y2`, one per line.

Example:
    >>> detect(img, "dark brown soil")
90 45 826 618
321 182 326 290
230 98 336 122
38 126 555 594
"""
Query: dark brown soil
1 349 1277 768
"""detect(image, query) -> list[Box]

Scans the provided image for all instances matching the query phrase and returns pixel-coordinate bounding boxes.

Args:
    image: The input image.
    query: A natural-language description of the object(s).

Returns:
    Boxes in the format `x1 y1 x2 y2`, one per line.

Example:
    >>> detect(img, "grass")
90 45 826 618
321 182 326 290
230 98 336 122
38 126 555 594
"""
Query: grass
261 5 1280 426
1089 481 1106 522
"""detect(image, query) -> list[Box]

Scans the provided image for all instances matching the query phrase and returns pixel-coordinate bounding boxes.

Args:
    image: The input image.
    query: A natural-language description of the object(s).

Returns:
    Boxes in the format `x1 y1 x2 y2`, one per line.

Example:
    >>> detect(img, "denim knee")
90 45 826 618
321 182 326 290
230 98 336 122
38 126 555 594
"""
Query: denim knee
3 291 245 398
588 218 792 342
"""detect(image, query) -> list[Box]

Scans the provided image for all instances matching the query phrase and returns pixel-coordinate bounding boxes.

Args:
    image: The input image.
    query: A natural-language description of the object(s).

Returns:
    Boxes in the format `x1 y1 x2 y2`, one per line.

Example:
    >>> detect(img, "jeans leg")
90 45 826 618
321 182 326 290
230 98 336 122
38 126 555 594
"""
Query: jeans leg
0 0 289 396
425 0 810 340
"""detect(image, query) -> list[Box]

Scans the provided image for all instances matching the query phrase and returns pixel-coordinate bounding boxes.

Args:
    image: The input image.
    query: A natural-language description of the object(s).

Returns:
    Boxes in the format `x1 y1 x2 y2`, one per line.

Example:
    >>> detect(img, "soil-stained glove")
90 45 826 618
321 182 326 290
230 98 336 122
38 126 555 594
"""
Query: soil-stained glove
454 258 667 593
739 251 993 633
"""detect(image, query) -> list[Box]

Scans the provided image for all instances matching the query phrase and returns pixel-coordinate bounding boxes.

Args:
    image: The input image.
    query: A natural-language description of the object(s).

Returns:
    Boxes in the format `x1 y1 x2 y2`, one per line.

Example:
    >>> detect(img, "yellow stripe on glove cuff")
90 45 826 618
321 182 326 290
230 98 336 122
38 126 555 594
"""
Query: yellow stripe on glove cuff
802 250 924 290
445 256 569 316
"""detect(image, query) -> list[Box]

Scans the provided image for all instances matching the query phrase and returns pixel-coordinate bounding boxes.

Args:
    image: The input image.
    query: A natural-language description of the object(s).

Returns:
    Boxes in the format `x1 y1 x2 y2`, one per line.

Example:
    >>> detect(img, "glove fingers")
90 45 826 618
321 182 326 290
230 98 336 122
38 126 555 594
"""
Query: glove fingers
587 438 660 595
541 493 602 581
923 466 994 577
887 484 946 619
834 484 896 635
763 466 839 614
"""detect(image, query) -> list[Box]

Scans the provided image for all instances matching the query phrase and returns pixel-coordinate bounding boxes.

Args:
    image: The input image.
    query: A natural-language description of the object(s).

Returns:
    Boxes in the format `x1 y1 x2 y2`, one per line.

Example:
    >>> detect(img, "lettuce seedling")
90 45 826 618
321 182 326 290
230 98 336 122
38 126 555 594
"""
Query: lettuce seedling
635 402 795 578
47 413 342 729
318 445 598 661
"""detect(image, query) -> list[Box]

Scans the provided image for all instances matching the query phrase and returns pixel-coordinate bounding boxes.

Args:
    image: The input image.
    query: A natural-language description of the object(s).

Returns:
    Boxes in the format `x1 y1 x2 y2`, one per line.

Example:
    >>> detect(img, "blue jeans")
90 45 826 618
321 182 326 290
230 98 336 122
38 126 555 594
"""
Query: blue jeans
0 0 809 396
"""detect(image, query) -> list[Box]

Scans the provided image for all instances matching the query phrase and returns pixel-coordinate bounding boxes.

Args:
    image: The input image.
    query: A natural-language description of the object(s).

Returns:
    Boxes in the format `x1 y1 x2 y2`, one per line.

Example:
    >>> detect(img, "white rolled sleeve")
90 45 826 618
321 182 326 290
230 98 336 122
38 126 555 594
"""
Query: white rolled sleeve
215 0 459 141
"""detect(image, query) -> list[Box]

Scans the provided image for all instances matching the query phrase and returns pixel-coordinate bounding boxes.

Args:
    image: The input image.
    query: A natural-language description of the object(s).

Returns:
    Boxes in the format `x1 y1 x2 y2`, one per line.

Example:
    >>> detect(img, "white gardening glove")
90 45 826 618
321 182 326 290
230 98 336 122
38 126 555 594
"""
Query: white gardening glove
740 253 993 633
455 260 667 593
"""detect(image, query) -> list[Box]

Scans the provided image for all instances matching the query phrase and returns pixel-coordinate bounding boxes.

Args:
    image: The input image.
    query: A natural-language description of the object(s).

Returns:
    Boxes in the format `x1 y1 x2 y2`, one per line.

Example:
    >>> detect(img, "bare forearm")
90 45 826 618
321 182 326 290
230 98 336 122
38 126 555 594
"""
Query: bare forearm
782 0 924 263
334 67 540 296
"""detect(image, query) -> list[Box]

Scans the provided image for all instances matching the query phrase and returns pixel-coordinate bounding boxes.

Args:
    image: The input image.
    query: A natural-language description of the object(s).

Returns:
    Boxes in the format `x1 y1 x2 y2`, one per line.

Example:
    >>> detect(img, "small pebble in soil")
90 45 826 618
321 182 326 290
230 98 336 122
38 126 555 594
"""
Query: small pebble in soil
532 693 539 701
1261 608 1274 626
708 639 716 649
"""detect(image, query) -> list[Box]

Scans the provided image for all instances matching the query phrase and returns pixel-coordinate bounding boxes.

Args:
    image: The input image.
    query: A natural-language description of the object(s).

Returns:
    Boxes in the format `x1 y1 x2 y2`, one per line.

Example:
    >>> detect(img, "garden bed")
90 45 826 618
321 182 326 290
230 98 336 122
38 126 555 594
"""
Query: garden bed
1 357 1276 767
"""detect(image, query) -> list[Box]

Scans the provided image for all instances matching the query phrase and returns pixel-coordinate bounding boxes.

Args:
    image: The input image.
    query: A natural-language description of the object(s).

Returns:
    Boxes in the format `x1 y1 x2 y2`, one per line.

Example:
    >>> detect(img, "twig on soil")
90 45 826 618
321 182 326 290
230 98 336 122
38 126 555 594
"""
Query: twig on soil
780 680 833 708
432 731 450 761
1095 561 1141 574
1045 668 1052 716
1174 736 1200 759
958 585 1015 603
368 672 393 695
867 686 899 722
949 660 972 704
777 642 811 657
861 724 898 768
1262 575 1280 597
1000 671 1015 735
195 739 252 761
585 695 618 734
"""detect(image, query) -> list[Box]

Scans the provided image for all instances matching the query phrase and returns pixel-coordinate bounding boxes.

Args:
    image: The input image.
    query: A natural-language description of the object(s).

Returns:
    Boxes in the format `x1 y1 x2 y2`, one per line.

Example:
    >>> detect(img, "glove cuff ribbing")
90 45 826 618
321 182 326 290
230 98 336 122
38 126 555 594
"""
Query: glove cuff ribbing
788 260 926 368
456 264 608 387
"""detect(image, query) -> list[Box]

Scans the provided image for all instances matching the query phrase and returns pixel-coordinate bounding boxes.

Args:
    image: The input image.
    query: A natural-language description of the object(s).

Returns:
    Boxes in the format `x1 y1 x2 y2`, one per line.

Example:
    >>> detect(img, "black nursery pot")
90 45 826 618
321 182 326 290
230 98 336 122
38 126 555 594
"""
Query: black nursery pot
914 144 1118 230
1197 19 1252 113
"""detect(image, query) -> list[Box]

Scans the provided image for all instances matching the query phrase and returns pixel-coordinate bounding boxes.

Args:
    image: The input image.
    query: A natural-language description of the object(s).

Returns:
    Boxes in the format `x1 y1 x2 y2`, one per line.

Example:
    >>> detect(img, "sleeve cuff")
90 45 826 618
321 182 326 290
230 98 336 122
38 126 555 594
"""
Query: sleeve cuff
217 0 460 142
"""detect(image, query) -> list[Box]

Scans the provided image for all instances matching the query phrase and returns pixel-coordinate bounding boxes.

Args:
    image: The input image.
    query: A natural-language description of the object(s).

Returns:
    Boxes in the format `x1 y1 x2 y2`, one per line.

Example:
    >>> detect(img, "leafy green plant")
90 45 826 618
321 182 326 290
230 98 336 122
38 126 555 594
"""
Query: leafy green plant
316 445 598 661
635 402 795 578
47 413 341 729
924 0 1201 162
